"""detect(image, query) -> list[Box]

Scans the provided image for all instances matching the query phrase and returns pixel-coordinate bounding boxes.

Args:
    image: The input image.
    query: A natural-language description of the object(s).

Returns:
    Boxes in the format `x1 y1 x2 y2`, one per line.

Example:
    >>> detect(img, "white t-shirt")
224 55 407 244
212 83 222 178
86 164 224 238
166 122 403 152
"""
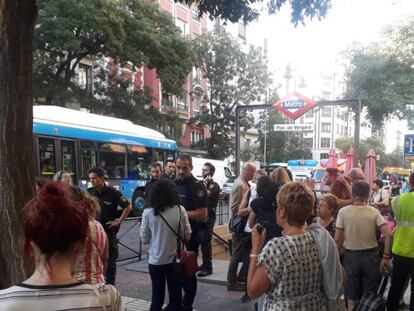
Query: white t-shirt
140 205 191 265
336 204 385 250
0 282 125 311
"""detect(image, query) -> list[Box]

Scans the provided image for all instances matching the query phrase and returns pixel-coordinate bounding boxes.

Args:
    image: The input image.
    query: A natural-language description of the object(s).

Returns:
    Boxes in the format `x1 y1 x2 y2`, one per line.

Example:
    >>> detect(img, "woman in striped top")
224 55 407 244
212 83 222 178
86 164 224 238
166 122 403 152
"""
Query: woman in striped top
0 182 124 311
72 187 109 284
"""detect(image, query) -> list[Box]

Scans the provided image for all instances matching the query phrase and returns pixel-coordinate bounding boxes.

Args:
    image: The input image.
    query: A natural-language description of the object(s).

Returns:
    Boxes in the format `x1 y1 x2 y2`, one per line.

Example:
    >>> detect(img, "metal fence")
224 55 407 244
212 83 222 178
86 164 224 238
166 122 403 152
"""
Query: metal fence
216 193 230 225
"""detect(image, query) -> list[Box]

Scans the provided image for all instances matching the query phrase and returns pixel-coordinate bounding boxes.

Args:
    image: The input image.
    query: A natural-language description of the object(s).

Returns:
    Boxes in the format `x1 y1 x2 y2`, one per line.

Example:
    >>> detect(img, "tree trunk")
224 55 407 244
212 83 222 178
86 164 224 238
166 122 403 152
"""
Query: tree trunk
0 0 37 288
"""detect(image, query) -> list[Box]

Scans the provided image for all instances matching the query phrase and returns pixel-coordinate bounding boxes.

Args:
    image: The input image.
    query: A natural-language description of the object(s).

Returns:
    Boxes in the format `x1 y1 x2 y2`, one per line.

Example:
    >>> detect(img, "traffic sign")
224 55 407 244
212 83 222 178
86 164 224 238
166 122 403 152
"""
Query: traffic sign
273 92 316 120
404 134 414 162
273 124 314 132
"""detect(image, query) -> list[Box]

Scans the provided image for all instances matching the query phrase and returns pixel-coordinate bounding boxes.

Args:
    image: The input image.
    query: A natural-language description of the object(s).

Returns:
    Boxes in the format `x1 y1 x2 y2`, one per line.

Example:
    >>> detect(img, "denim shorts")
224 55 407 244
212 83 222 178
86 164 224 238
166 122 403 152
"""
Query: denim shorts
343 249 381 300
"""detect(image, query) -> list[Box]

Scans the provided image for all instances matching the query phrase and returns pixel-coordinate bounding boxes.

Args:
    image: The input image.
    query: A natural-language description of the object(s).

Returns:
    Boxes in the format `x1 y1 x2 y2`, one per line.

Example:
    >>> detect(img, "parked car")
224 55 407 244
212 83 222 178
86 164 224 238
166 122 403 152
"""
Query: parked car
222 176 235 194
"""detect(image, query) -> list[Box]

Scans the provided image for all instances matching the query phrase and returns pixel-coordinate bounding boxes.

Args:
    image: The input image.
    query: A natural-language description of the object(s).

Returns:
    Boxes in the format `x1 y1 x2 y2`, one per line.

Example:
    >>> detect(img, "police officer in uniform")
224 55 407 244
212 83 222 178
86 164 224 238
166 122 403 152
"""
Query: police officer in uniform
175 154 208 311
87 167 132 285
197 162 220 277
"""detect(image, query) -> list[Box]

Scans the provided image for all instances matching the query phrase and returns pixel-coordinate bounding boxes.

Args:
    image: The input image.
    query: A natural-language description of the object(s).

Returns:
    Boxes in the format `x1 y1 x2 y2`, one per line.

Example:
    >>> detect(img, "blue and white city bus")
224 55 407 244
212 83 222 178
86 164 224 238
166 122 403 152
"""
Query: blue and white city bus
33 105 177 214
287 159 318 181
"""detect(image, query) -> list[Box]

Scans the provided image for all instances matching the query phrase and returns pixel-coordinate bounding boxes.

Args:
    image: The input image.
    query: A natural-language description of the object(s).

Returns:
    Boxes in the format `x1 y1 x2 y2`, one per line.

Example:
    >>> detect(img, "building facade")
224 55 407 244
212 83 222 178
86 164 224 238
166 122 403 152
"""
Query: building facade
135 0 209 149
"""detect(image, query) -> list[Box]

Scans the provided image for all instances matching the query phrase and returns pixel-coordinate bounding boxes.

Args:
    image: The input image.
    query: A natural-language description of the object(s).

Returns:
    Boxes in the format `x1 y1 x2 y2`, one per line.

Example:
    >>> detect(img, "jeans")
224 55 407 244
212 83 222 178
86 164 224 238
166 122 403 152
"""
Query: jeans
106 231 118 285
387 254 414 311
343 249 380 300
182 230 200 311
227 232 250 285
199 214 216 270
148 263 181 311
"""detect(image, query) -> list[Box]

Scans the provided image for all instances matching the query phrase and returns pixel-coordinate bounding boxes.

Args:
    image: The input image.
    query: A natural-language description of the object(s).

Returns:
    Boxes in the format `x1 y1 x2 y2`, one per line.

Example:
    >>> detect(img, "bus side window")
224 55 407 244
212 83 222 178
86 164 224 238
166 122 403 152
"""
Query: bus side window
98 143 126 179
127 146 152 180
39 138 56 178
80 140 96 178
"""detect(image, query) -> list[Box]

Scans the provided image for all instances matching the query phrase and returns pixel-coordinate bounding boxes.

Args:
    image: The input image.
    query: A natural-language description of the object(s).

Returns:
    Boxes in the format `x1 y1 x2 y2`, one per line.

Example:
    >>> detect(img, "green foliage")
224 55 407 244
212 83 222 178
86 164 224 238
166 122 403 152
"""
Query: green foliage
256 108 313 163
345 17 414 131
180 0 331 25
34 0 194 105
191 31 270 159
334 136 398 172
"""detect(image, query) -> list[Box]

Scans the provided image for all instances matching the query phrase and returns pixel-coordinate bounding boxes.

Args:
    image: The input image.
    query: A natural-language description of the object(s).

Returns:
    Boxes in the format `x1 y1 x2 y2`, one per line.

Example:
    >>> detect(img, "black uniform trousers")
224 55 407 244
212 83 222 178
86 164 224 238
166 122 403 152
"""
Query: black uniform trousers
387 254 414 310
106 230 119 285
182 228 200 311
199 214 216 271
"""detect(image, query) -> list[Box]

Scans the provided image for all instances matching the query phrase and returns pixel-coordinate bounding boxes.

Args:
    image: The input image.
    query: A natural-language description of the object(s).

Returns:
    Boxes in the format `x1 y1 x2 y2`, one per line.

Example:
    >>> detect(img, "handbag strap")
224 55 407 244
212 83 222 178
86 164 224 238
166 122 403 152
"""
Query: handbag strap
92 285 107 311
158 206 187 248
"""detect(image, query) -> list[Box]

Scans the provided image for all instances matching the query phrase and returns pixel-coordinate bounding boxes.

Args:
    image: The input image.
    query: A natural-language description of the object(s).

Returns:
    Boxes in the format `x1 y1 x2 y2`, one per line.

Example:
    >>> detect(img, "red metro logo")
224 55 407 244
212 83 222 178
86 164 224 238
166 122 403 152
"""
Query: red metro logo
273 92 316 120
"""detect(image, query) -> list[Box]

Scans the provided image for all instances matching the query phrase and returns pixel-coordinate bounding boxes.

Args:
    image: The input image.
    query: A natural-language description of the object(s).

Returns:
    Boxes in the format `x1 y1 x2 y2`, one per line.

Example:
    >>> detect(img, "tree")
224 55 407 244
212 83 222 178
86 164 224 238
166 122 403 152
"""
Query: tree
335 136 388 172
192 30 269 159
345 17 414 132
0 0 37 287
0 0 333 288
180 0 331 25
34 0 194 105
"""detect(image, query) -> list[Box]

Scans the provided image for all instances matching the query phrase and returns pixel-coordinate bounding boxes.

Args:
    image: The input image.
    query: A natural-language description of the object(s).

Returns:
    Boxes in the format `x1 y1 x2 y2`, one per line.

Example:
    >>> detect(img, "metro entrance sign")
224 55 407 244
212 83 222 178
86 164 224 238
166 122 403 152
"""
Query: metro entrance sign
273 92 316 120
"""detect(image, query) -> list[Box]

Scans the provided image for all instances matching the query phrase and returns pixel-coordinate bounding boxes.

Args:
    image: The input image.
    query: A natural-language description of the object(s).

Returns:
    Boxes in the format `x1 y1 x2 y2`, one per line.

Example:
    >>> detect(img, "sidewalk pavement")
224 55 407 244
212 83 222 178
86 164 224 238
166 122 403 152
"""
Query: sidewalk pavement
117 258 256 311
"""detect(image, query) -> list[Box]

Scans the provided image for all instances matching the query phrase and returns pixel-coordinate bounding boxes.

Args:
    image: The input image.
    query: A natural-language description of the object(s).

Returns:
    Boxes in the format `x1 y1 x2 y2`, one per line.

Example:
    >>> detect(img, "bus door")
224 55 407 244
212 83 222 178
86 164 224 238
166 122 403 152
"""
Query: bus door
60 140 77 184
37 137 57 179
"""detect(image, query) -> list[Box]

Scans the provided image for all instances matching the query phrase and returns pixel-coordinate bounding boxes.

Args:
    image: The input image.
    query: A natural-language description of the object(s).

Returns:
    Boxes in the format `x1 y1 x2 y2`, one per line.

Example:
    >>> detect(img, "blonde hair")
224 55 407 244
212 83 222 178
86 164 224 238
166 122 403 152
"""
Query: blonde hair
320 193 338 213
270 167 290 184
277 182 315 227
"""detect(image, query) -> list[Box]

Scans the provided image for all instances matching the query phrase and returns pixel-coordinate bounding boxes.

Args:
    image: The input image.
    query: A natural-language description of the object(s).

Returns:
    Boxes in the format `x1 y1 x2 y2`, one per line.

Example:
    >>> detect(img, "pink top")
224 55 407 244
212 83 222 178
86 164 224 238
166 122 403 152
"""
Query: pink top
74 220 107 284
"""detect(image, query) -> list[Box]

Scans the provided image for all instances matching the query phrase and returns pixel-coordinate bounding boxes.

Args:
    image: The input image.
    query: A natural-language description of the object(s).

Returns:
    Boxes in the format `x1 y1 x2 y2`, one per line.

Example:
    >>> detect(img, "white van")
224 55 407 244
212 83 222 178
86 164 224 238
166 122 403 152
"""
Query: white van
191 157 233 190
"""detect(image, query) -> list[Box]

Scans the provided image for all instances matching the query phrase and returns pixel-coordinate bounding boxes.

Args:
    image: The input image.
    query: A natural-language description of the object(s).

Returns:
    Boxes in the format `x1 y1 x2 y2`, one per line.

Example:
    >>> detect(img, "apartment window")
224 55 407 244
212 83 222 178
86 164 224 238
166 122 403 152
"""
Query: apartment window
304 138 313 148
190 131 202 144
305 109 313 118
238 22 246 40
321 122 331 133
321 137 331 148
177 93 188 111
78 64 92 94
192 6 201 21
193 67 201 85
176 19 188 37
320 153 329 160
161 92 173 107
337 124 340 134
321 107 331 117
193 95 202 111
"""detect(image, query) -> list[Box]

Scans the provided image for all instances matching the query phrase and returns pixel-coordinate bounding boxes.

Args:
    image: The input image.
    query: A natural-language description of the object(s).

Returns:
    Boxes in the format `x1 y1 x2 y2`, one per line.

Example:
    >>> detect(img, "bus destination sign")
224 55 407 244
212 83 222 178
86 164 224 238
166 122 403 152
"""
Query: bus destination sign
273 92 316 120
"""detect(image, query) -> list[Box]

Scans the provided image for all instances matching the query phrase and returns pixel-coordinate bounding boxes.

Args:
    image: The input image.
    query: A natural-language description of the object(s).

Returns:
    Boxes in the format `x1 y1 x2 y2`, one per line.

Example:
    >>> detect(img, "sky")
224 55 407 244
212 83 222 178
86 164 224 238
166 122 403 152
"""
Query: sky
247 0 414 152
249 0 414 82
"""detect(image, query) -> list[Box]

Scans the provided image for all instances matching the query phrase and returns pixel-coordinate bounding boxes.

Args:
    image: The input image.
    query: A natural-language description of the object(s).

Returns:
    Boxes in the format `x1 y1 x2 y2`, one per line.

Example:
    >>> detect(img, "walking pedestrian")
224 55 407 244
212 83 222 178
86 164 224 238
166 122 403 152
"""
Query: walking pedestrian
87 167 132 285
387 172 414 310
175 154 208 311
197 162 220 277
227 162 256 292
0 182 125 310
141 178 192 311
334 181 392 311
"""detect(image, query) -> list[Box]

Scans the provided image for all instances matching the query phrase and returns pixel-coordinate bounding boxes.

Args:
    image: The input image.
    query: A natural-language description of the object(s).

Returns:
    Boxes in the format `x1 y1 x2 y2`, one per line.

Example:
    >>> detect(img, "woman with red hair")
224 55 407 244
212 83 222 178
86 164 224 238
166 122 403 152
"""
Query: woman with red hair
0 182 125 310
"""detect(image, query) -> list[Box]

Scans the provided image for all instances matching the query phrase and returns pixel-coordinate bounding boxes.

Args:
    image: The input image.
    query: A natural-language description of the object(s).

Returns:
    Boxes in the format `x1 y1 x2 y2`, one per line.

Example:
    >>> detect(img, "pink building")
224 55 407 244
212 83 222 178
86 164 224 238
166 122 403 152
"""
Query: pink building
135 0 209 149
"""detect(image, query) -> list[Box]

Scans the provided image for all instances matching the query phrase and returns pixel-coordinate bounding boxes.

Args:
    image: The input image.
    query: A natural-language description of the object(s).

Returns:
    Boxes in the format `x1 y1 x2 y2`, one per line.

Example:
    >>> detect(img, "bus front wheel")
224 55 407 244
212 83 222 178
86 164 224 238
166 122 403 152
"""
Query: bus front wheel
131 189 145 217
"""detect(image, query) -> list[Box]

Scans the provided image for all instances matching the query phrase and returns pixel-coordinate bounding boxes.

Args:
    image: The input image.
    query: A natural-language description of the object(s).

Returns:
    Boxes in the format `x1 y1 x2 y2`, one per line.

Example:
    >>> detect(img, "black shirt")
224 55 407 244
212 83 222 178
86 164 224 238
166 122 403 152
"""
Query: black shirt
205 180 220 216
87 185 130 232
144 178 158 206
175 174 207 227
251 197 282 243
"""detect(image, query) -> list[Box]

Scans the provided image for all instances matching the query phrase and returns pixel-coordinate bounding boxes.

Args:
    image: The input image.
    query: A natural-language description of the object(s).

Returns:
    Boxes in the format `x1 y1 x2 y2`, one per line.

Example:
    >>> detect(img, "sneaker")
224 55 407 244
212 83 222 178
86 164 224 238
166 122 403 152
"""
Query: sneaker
197 269 213 277
240 293 250 303
227 282 245 292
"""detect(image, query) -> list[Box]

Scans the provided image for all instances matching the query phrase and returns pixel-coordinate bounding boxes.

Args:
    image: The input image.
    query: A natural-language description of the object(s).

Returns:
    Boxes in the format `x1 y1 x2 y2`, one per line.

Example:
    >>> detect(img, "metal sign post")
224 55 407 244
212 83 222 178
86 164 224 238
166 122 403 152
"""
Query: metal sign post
234 97 361 177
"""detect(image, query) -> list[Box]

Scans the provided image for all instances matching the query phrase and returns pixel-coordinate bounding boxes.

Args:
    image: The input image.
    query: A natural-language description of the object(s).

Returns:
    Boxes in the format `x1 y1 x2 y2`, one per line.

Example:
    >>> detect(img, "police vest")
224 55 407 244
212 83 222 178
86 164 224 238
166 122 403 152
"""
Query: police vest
392 192 414 258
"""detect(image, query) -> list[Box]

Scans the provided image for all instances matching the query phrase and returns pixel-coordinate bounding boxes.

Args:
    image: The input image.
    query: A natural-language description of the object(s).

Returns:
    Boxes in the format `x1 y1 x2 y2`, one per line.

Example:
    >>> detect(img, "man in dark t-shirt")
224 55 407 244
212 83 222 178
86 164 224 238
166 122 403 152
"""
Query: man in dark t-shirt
144 162 162 206
175 154 207 311
87 167 132 285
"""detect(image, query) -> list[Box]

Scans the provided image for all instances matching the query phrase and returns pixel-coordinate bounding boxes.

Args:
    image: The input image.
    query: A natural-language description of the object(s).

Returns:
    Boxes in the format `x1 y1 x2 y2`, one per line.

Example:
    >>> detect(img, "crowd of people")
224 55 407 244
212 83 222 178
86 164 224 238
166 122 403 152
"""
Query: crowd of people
1 155 413 311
